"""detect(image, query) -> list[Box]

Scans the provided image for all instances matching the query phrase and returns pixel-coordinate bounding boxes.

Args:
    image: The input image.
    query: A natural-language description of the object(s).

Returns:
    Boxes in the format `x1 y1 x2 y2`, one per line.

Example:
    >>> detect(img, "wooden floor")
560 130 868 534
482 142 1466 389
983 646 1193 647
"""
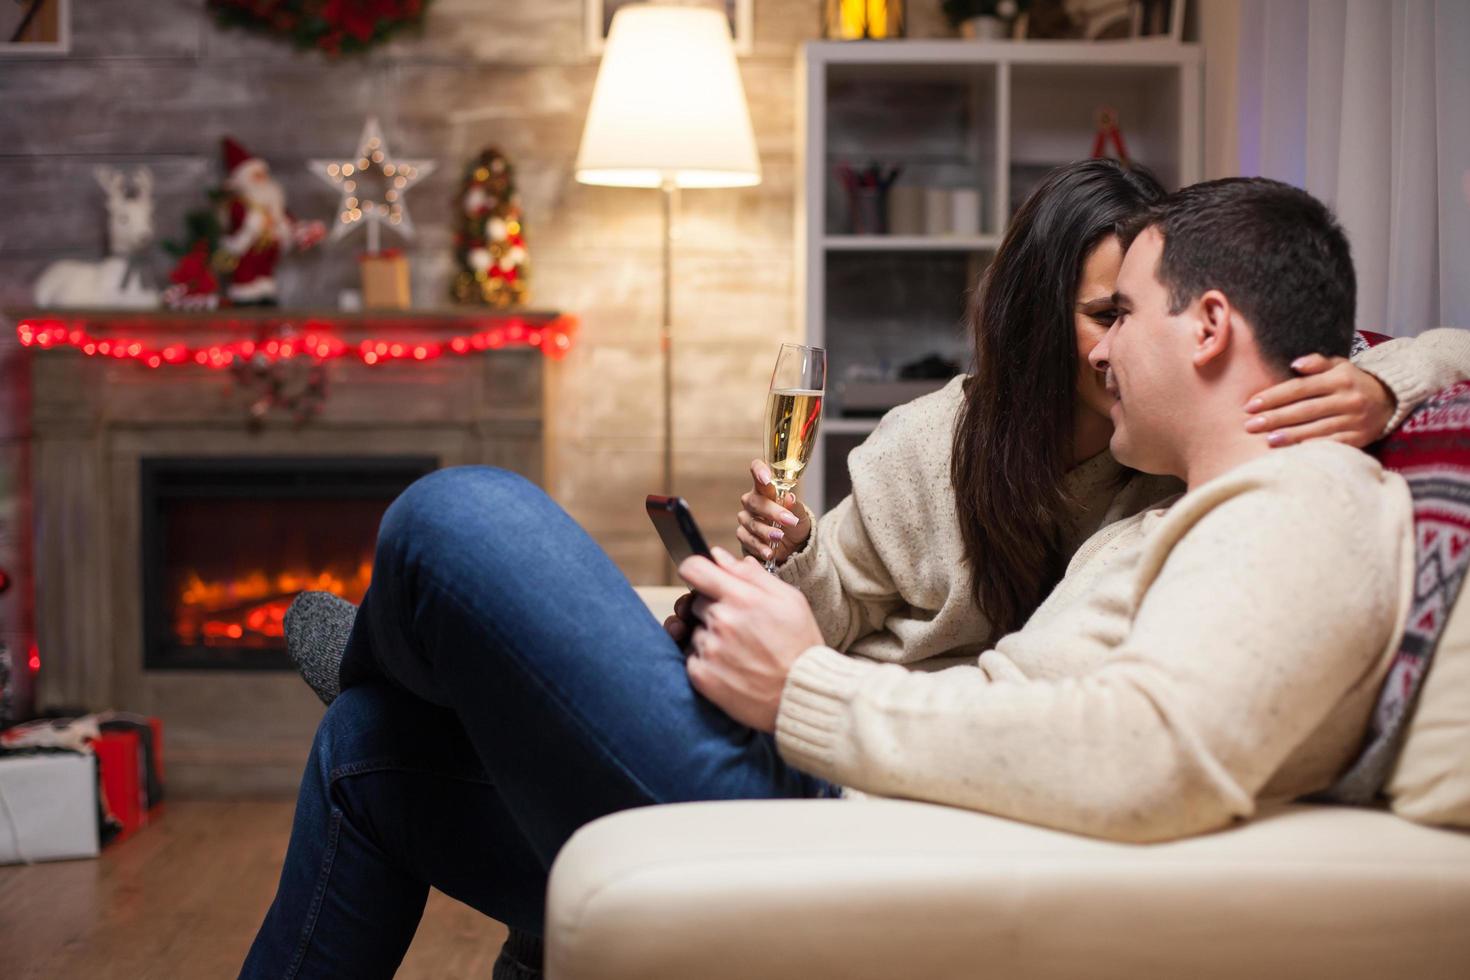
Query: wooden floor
0 800 509 979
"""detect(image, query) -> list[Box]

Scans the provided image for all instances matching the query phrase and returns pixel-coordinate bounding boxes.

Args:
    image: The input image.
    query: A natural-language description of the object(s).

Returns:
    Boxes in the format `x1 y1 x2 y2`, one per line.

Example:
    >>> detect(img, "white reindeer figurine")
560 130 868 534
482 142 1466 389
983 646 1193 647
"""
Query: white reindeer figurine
33 166 160 309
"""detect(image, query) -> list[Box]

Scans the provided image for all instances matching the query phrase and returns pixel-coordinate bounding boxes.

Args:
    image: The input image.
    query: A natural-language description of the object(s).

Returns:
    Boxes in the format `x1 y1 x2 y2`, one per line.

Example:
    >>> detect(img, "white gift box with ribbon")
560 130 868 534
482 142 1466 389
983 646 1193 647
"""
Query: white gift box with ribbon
0 752 100 865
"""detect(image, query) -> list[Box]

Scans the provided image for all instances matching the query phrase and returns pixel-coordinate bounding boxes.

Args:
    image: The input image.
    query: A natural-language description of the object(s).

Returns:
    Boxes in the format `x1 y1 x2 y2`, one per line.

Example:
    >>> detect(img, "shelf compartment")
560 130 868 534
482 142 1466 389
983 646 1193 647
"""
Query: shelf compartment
1008 61 1186 213
821 250 976 425
824 65 999 238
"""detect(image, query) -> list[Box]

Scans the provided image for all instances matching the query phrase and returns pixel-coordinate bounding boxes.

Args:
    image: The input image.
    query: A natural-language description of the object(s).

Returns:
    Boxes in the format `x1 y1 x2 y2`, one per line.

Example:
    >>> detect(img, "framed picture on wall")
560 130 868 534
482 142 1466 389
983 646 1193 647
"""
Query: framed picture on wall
0 0 69 55
586 0 753 56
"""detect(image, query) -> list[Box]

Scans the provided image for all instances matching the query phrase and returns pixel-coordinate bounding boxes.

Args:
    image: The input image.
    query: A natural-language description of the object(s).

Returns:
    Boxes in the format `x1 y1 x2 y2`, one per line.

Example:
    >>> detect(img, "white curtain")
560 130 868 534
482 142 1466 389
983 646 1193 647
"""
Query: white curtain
1235 0 1470 337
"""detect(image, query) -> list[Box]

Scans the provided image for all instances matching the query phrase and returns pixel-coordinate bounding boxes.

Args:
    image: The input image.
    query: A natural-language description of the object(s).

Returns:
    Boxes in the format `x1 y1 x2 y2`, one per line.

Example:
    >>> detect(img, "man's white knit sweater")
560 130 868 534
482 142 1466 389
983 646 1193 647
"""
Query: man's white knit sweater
770 329 1470 841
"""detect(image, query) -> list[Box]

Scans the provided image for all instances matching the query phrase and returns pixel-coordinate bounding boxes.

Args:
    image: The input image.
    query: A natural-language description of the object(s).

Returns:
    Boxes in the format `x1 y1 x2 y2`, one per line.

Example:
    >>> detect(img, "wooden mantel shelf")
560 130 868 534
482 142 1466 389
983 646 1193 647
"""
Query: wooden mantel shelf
4 307 572 330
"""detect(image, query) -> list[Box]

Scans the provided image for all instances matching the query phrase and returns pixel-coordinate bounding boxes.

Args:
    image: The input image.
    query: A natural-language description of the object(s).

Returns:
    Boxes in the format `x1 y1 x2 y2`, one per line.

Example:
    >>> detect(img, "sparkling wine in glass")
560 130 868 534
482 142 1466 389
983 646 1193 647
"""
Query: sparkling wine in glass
763 343 826 571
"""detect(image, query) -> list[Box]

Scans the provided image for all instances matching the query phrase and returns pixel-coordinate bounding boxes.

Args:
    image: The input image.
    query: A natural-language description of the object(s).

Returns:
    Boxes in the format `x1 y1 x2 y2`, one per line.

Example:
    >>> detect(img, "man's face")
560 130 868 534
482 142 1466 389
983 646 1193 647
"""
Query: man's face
1087 226 1191 475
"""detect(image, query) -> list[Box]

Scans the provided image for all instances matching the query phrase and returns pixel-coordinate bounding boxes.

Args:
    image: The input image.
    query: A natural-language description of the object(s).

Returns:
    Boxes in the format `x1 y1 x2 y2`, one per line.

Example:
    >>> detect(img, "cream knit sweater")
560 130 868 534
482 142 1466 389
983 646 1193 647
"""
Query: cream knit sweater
772 328 1470 841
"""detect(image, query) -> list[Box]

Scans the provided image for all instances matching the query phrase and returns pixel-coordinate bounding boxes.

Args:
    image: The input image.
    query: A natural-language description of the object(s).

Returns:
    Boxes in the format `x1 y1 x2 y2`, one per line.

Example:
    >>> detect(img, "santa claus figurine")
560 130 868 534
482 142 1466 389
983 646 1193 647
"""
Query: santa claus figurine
216 137 325 305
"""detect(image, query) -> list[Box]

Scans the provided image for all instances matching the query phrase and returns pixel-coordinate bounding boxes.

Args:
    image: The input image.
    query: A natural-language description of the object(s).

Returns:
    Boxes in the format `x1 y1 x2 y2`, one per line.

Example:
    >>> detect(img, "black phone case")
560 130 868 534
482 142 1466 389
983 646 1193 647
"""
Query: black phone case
645 494 712 567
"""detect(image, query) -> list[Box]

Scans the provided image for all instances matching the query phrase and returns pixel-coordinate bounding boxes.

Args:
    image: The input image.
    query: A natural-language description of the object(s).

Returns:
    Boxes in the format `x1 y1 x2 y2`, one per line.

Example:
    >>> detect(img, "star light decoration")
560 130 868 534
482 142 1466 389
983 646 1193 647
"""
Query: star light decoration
308 117 436 254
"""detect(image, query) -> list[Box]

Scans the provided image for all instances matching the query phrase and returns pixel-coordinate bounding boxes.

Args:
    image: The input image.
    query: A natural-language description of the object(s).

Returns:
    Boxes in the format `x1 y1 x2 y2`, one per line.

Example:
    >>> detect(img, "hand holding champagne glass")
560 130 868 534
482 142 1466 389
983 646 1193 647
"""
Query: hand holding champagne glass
739 457 813 566
753 343 825 572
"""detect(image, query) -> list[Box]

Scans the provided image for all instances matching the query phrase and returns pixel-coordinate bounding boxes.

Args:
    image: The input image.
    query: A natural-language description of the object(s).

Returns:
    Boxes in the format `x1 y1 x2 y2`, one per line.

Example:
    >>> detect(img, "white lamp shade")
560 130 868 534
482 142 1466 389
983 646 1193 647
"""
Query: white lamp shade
576 3 761 189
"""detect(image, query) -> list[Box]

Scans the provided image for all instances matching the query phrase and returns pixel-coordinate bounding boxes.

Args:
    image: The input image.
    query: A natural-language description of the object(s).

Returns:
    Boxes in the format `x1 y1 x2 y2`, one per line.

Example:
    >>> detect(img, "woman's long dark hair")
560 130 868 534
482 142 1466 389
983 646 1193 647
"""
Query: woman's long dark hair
951 159 1165 639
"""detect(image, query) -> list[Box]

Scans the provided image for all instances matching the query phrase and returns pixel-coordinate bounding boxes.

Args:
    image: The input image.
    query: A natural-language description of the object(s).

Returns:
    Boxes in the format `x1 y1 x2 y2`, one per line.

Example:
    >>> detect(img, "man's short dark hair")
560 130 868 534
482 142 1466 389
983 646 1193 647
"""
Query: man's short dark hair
1121 177 1356 372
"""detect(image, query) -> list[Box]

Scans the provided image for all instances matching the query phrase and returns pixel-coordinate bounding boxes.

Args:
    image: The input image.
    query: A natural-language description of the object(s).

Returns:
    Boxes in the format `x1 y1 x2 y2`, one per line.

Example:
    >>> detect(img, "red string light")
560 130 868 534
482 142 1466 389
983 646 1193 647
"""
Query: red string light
13 314 578 367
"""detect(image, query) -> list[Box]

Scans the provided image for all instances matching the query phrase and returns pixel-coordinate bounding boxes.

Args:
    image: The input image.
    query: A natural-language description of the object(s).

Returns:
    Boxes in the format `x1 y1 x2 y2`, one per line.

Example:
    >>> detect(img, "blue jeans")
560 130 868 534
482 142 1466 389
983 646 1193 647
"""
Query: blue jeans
241 467 840 978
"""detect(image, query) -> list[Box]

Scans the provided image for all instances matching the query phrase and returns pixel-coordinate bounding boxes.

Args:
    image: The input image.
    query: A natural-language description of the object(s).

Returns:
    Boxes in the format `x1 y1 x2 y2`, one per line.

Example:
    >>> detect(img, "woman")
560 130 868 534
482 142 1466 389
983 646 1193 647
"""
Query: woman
730 159 1466 663
244 161 1466 980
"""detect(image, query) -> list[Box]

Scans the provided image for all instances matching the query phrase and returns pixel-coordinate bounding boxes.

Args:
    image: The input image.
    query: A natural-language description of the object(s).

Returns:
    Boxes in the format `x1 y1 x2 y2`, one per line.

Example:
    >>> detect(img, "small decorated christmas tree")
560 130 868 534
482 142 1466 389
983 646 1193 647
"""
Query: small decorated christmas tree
451 148 529 308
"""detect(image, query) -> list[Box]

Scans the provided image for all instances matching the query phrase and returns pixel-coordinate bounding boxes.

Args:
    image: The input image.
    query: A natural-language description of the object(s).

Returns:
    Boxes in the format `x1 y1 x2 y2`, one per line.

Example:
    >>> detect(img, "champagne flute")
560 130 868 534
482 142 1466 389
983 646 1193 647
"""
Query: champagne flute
763 343 826 572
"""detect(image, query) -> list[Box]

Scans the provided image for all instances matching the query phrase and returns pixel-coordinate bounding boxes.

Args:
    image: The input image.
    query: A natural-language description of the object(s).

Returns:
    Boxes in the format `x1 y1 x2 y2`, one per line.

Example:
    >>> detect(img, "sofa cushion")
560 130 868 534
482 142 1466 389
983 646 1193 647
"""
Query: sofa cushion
1323 378 1470 815
1389 539 1470 825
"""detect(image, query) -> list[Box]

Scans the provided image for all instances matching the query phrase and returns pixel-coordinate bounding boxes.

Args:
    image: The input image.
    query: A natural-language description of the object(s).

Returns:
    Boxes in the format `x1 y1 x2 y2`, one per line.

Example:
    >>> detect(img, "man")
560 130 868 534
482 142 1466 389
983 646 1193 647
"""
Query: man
676 177 1412 841
241 178 1412 978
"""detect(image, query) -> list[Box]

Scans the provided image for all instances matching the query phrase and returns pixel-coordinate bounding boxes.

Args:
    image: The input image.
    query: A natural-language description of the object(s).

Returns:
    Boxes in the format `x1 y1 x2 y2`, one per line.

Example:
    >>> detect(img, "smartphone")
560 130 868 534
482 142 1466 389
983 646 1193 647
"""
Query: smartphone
645 494 712 567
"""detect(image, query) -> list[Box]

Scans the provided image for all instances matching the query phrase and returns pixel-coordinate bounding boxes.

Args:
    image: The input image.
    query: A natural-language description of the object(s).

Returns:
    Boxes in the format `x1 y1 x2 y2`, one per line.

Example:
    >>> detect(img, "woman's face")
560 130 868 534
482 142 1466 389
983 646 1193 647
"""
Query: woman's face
1074 235 1125 425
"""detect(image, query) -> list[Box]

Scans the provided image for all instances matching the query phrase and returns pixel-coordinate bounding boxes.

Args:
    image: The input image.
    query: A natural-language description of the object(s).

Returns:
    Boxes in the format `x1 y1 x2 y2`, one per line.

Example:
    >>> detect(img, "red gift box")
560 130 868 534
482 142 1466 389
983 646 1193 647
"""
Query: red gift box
93 730 146 841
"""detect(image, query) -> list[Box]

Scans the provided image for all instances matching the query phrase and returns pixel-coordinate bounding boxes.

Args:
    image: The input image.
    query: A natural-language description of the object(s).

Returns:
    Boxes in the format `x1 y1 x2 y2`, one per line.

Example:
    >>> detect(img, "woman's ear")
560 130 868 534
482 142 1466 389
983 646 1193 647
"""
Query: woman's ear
1192 289 1232 368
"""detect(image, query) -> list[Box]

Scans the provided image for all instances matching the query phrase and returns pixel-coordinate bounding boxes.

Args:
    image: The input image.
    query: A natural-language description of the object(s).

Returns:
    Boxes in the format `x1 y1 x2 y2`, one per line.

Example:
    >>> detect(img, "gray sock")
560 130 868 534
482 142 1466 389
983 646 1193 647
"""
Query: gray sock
283 591 357 705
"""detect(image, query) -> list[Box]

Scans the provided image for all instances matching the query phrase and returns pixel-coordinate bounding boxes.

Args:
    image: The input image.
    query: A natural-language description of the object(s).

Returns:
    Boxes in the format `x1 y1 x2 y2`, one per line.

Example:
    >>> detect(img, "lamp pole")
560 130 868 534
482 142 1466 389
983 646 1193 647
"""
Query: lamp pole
661 177 678 584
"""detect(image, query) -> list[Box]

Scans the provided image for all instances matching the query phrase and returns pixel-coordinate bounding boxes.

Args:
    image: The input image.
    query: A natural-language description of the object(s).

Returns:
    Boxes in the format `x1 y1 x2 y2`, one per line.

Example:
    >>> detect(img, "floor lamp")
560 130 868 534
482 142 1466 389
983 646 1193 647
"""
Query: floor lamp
575 2 762 582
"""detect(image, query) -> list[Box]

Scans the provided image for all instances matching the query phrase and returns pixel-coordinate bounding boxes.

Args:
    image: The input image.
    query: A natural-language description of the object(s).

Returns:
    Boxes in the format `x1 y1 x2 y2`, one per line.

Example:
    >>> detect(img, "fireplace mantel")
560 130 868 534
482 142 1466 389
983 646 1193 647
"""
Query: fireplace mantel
14 307 557 795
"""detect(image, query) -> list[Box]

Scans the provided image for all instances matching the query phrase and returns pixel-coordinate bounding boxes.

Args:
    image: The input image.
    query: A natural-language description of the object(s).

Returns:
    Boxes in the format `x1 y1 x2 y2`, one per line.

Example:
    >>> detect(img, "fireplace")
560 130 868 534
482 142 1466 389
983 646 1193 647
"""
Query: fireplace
22 310 548 795
140 457 436 670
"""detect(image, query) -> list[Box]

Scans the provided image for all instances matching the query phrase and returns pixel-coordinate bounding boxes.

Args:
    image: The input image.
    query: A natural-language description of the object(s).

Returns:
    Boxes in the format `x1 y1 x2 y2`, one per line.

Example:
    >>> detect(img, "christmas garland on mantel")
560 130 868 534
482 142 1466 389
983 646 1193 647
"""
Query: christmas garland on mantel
15 312 574 425
207 0 435 56
14 315 576 367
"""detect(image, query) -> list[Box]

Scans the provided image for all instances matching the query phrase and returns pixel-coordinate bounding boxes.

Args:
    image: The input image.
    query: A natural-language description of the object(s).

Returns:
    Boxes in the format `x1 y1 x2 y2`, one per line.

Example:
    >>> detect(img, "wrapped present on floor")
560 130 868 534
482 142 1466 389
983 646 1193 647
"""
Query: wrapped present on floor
100 715 165 812
93 729 146 841
2 712 166 848
0 751 100 865
359 249 411 310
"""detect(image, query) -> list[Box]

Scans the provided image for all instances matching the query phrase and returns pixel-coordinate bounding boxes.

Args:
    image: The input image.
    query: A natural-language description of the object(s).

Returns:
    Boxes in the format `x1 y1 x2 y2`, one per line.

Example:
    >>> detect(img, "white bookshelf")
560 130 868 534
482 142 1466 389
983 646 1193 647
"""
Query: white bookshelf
796 39 1202 512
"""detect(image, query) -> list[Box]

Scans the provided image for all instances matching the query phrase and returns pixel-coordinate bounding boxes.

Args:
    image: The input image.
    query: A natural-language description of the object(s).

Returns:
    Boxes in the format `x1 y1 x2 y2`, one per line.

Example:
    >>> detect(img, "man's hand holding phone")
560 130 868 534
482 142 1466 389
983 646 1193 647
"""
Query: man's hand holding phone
674 546 825 733
647 495 825 730
663 592 698 651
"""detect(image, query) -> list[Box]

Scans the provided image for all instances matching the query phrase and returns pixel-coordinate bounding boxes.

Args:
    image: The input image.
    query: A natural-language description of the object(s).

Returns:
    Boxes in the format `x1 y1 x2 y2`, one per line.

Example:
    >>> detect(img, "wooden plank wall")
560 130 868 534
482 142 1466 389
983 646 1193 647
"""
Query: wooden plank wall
0 1 959 648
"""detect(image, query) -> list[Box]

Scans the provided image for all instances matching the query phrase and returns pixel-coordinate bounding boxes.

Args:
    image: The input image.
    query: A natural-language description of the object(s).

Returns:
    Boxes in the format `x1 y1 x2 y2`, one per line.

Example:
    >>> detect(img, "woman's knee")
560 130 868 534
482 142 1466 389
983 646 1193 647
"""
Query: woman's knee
378 466 549 554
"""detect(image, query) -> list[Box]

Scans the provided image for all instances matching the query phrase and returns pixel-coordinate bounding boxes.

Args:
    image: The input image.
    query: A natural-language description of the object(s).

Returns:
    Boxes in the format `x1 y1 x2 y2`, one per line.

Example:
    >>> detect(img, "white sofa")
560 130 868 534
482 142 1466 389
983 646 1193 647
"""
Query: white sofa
542 587 1470 979
546 798 1470 980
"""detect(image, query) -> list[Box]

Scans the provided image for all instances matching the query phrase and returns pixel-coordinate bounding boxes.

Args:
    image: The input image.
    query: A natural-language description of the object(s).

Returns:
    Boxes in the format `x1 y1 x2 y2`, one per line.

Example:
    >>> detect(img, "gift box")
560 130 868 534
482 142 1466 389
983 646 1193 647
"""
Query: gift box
92 716 165 841
99 715 165 811
94 729 146 840
359 250 411 310
0 752 100 864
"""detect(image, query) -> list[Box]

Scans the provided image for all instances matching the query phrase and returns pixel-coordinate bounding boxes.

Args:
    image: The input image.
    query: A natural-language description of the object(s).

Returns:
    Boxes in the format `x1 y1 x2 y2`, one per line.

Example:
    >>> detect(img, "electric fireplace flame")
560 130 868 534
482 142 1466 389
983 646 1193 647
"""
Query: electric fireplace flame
142 456 434 670
172 558 372 648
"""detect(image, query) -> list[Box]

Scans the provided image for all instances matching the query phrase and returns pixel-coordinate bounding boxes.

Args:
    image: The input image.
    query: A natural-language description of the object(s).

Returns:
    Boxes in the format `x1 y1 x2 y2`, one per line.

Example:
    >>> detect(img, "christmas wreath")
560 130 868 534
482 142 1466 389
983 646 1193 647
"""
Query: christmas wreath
207 0 434 56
